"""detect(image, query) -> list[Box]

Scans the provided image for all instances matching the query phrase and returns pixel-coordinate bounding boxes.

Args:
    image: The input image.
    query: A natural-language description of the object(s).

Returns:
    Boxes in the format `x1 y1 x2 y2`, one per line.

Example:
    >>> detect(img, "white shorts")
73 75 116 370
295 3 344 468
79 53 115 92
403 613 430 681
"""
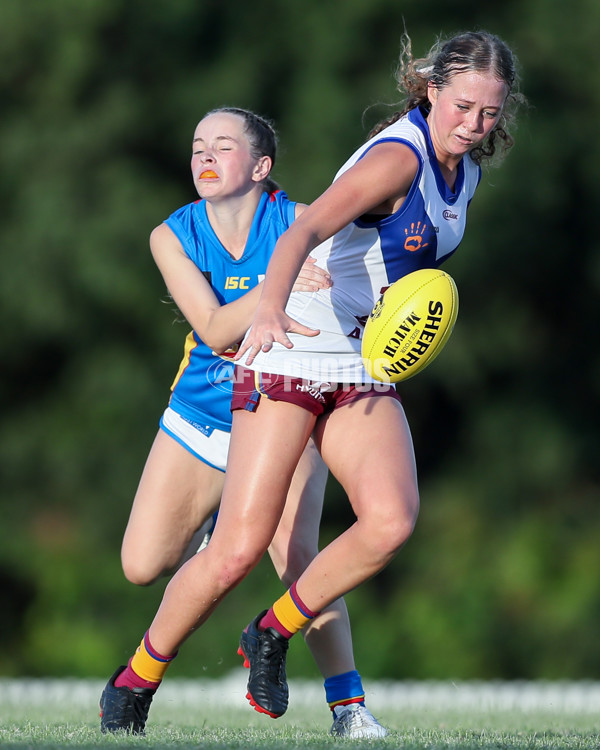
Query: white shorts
159 407 231 472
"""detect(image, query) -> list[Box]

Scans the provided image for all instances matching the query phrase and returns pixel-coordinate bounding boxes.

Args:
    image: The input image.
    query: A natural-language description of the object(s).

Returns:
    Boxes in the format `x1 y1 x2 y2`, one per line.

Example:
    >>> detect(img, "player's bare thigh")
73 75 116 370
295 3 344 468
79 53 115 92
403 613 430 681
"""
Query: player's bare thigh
121 429 224 584
211 399 317 561
315 393 419 535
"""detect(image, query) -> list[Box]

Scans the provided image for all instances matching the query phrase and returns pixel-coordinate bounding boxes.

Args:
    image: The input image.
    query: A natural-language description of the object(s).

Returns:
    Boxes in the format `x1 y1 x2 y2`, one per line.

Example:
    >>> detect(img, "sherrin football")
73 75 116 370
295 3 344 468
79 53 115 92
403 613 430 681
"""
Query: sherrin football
362 268 458 383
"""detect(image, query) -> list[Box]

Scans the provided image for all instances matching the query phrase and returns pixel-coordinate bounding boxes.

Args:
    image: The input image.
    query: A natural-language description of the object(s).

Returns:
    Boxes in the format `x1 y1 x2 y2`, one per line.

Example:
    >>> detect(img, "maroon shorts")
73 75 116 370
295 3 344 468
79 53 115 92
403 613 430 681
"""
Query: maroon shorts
230 365 402 417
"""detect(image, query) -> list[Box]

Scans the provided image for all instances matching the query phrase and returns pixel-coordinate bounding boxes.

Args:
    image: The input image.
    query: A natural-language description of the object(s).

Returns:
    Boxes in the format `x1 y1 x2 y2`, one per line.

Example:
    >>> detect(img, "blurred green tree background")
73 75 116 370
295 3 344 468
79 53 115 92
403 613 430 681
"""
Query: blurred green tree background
1 0 599 682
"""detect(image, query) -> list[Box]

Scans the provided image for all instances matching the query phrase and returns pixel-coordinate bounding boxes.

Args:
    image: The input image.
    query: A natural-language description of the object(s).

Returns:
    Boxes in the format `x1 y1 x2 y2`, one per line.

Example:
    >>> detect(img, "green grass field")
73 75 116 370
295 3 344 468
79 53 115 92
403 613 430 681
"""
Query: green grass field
1 674 599 749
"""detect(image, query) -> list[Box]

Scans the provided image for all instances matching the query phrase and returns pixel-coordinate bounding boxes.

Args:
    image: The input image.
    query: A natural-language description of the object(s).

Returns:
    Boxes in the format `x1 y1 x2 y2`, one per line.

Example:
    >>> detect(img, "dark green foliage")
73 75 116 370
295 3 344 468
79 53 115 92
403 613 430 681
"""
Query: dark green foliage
1 0 598 680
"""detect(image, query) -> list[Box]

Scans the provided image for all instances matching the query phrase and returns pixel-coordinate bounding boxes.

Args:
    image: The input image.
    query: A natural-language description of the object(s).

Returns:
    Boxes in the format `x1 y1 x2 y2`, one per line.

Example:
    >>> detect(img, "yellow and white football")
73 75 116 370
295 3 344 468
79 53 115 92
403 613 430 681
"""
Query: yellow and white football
362 268 458 383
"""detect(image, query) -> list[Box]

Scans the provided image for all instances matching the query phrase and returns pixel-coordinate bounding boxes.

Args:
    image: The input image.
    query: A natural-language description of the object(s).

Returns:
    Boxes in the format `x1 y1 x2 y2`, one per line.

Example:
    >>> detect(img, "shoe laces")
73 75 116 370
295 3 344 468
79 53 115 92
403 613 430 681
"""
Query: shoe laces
256 630 288 679
334 703 382 729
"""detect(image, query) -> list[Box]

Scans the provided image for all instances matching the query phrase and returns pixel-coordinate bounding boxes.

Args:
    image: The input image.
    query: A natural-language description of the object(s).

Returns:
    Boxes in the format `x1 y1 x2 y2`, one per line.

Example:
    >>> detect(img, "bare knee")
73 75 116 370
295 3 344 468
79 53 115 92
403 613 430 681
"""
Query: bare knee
364 488 420 561
211 545 265 591
121 549 173 587
378 511 418 558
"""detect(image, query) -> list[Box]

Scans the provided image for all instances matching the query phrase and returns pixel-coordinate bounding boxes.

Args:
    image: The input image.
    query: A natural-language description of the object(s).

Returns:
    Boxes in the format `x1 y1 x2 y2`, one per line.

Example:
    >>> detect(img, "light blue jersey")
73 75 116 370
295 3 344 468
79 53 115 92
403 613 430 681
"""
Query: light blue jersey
159 190 296 463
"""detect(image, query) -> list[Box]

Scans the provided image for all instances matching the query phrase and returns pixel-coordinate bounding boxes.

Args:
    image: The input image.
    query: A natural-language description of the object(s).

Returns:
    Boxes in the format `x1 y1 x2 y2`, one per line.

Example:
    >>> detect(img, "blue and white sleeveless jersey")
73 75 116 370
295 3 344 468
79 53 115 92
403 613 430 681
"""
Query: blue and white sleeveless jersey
242 107 481 382
165 190 296 431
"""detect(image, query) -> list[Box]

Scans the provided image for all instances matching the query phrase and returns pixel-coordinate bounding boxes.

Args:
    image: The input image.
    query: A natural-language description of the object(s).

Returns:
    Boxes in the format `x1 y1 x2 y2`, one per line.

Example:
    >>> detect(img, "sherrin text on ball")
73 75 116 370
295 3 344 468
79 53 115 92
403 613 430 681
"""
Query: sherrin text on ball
362 268 458 383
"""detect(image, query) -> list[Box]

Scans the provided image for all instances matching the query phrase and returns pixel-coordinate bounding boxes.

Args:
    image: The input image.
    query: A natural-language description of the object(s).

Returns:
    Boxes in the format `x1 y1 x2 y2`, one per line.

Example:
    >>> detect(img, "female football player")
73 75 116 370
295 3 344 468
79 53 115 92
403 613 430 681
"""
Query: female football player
106 29 526 732
100 108 386 738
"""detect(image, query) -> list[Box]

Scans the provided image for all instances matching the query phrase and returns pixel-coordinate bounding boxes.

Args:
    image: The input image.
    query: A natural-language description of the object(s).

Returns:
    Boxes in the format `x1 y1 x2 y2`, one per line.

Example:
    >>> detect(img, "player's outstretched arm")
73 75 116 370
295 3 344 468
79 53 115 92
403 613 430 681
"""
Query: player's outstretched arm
151 223 330 355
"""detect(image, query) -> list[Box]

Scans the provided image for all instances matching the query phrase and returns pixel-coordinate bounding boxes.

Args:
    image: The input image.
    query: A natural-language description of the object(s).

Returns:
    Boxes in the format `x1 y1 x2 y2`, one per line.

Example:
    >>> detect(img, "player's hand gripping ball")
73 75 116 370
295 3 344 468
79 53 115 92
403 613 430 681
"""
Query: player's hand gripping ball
362 268 458 383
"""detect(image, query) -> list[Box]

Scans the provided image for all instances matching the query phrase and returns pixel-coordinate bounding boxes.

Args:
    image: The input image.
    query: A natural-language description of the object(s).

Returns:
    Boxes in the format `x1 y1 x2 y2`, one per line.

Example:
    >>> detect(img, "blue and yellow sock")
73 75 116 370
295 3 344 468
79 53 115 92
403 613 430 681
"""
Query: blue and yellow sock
325 670 366 712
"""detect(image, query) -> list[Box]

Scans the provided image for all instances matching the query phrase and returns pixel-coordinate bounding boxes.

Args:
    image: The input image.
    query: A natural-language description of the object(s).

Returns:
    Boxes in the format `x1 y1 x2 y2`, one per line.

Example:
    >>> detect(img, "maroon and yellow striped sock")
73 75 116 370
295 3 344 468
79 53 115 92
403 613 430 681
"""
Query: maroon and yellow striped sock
259 582 320 638
114 631 177 690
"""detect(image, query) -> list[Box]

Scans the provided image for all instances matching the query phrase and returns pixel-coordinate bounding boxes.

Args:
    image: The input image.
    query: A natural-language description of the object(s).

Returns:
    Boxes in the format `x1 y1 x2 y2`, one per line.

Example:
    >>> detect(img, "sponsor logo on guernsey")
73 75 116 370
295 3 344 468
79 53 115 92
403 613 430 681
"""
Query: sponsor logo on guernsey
224 276 251 290
442 210 459 221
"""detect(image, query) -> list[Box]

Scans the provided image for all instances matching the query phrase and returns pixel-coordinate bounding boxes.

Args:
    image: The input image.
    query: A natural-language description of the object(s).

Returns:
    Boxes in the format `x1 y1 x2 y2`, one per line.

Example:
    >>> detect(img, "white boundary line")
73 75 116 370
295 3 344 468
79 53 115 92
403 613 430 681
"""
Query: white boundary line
2 672 600 713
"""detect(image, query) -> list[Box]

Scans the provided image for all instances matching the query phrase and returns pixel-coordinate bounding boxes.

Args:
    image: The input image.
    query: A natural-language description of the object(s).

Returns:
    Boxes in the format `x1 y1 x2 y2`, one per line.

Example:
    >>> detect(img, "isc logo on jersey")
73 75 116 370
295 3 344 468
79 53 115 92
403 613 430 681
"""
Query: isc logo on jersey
225 276 250 289
224 274 265 290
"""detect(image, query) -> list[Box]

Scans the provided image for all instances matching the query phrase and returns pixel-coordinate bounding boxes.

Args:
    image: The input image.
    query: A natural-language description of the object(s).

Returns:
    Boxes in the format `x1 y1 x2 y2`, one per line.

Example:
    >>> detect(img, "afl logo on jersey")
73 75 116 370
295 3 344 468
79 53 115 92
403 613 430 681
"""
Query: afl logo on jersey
442 210 458 221
206 358 235 394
